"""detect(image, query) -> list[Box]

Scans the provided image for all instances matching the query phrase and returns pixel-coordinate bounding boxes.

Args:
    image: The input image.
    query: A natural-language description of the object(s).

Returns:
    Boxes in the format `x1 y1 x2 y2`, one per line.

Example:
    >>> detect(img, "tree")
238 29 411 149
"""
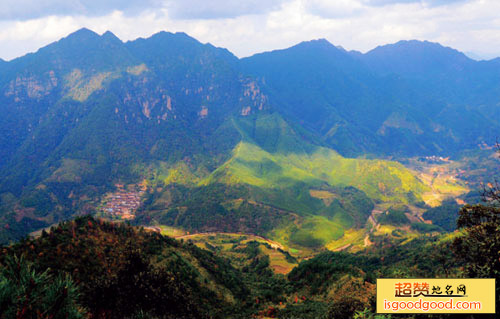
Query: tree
0 254 85 319
452 143 500 312
453 204 500 278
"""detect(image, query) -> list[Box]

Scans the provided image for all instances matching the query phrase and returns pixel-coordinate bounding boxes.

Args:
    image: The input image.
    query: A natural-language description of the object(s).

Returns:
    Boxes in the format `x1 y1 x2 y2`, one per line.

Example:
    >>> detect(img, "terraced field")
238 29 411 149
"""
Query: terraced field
168 232 298 274
407 158 469 207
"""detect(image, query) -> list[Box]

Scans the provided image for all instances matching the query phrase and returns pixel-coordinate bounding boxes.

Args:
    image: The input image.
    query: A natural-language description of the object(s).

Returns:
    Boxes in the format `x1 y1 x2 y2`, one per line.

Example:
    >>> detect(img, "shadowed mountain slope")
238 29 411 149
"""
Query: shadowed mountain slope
0 29 495 245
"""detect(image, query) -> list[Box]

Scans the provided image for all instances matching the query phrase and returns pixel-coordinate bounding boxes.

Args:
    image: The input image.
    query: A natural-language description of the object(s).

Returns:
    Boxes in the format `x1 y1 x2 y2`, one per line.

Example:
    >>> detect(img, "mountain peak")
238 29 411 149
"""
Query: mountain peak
5 26 136 73
363 39 473 76
150 31 200 44
311 38 332 45
368 39 470 60
102 30 121 41
50 27 129 57
295 38 335 49
100 30 123 48
394 39 437 46
62 28 124 47
66 27 100 40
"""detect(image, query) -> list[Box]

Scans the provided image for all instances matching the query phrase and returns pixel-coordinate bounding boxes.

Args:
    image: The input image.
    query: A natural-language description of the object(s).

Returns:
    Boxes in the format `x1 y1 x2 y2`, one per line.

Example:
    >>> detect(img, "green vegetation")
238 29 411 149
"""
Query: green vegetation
377 207 410 225
1 216 250 318
289 216 347 248
0 214 470 319
0 255 85 318
325 229 366 252
135 180 376 251
204 116 430 204
410 222 442 233
2 27 500 319
139 113 426 251
173 233 298 274
452 186 500 310
422 192 482 232
0 29 484 251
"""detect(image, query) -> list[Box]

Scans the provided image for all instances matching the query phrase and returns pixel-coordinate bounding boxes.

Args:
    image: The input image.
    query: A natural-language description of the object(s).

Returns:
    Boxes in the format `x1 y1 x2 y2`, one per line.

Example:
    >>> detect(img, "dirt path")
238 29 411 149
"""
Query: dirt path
364 208 383 247
367 209 382 232
333 244 351 252
367 215 377 229
364 235 373 247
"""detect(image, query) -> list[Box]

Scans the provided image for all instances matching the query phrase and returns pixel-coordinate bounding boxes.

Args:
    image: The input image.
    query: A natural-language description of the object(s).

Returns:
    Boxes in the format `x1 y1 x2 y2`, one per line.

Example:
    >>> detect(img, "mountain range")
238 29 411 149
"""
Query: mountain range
0 28 497 246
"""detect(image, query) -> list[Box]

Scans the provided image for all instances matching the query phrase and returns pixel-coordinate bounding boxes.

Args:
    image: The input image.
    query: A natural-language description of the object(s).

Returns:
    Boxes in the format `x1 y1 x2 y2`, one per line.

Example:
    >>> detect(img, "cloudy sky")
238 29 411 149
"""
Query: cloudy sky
1 0 499 61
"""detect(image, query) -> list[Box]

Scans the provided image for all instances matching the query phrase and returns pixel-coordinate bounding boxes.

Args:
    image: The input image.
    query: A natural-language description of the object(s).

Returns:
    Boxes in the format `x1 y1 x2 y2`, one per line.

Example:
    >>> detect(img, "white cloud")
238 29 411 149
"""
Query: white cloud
302 0 365 19
364 0 467 7
164 0 286 19
0 0 286 21
0 0 162 20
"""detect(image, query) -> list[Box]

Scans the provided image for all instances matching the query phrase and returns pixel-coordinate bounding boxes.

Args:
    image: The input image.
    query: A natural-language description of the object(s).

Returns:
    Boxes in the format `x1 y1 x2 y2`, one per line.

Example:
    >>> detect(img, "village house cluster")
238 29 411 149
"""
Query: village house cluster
419 156 450 163
101 183 146 220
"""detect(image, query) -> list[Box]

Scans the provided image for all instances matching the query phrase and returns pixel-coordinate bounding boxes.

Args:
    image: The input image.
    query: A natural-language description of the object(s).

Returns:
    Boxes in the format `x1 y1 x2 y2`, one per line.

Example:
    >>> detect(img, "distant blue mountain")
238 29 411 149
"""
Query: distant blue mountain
242 38 500 156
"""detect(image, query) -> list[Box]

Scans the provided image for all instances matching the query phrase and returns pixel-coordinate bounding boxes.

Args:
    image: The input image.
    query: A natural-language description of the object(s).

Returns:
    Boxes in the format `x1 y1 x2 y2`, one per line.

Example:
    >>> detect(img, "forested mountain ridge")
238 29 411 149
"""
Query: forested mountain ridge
241 38 500 156
0 215 464 318
0 216 253 318
0 28 496 245
0 28 265 242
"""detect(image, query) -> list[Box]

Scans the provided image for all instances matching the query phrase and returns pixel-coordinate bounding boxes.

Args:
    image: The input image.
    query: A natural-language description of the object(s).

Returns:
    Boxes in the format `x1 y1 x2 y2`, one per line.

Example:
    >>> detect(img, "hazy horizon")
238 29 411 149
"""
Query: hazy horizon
1 26 499 63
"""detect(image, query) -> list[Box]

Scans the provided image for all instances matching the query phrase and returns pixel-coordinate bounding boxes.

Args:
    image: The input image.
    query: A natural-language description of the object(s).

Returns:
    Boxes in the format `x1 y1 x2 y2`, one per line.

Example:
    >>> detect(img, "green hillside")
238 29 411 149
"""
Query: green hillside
203 113 429 208
0 216 250 318
0 28 489 247
0 215 468 319
136 113 430 250
204 139 429 204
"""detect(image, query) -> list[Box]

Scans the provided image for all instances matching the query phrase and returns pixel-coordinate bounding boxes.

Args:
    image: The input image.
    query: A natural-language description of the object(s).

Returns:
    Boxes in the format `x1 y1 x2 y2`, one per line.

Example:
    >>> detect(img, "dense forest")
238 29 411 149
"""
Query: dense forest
1 188 498 319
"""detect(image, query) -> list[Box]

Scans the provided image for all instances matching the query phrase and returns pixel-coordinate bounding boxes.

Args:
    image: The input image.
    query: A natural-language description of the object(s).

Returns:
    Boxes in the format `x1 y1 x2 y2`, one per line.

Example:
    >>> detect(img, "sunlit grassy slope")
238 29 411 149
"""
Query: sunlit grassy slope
188 113 430 250
270 214 348 247
202 136 429 204
144 113 431 251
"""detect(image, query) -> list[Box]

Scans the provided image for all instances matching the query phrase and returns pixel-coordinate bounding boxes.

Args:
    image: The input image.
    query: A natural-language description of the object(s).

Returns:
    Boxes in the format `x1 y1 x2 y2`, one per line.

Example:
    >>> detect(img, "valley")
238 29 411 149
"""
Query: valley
0 28 497 248
1 26 499 318
406 156 469 207
122 153 473 269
